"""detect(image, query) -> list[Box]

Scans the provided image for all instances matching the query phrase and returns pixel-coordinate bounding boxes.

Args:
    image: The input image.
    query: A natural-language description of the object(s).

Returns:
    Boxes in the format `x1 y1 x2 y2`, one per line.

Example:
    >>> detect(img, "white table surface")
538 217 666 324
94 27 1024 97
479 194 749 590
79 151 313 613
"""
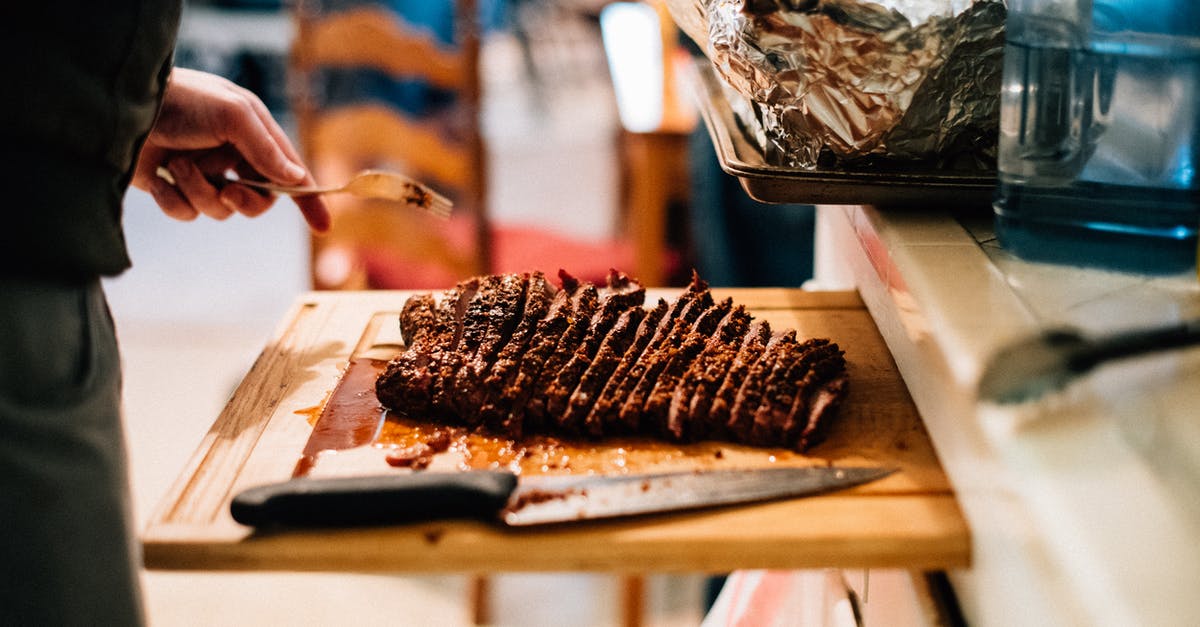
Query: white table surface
817 205 1200 627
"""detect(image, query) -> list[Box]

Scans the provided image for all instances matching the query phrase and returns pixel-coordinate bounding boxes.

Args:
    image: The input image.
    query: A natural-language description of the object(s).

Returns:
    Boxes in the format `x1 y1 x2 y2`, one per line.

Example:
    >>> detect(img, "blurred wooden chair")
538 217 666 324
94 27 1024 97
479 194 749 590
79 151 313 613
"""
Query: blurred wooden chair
291 0 489 290
288 1 639 624
292 0 638 291
601 0 697 287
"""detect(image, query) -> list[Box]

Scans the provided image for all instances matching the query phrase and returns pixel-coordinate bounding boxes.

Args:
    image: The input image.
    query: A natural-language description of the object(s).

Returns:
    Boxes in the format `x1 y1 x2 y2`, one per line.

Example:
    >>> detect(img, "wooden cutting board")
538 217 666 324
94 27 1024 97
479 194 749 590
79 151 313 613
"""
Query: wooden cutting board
143 288 969 572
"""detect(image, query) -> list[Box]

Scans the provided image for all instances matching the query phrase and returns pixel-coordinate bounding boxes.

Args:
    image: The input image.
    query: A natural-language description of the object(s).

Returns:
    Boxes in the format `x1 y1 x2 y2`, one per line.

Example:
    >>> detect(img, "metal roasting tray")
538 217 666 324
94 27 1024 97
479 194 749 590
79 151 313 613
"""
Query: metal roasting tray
688 60 997 208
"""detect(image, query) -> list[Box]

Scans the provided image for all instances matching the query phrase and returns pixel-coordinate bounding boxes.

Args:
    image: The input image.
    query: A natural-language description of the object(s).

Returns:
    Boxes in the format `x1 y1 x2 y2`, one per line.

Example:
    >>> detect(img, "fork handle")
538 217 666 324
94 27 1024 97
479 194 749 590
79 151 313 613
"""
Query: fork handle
156 166 336 196
228 178 337 196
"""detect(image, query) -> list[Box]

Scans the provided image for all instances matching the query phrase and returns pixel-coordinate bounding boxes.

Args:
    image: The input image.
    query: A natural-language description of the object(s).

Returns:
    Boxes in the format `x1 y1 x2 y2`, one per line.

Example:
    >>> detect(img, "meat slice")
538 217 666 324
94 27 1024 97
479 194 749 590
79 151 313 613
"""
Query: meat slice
705 319 772 432
429 274 514 420
665 304 752 440
542 271 646 424
398 293 438 347
727 330 797 440
783 343 848 450
599 269 647 309
452 273 548 425
476 272 572 432
795 374 849 451
642 298 733 437
375 277 479 417
576 299 667 437
492 274 589 437
517 284 600 431
747 338 832 445
375 293 437 414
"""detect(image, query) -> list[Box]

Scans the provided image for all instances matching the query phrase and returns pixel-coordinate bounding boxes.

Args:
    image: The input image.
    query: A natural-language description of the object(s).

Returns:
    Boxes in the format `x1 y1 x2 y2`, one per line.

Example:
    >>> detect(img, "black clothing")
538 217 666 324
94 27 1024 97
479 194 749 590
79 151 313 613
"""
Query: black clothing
0 278 137 626
0 4 184 625
0 3 182 280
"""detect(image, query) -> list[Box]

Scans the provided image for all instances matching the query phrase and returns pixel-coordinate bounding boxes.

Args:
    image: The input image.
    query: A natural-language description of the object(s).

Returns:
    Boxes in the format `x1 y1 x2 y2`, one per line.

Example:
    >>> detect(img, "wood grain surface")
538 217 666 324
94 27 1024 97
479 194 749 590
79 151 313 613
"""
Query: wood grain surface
143 289 969 572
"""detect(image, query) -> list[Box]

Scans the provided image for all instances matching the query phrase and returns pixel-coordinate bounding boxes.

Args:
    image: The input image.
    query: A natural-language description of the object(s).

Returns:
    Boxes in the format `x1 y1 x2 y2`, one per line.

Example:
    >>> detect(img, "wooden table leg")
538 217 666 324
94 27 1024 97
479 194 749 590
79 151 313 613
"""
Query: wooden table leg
621 575 645 627
470 574 491 625
621 131 690 287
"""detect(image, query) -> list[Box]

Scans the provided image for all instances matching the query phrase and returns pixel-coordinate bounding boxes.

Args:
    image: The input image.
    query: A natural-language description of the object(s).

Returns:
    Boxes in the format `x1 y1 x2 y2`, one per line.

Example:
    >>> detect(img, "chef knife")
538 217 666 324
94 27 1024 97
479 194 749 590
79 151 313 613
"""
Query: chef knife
230 466 895 528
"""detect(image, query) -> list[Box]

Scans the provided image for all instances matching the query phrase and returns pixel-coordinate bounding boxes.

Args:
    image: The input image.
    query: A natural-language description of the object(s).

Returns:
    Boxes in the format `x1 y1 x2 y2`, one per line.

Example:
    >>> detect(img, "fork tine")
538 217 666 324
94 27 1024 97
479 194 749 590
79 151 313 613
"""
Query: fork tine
404 175 454 218
427 201 454 219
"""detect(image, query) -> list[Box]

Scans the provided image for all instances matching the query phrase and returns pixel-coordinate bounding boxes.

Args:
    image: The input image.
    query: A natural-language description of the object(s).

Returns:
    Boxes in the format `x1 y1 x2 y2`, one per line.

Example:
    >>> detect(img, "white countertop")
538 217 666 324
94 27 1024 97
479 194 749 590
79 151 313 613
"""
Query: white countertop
818 205 1200 626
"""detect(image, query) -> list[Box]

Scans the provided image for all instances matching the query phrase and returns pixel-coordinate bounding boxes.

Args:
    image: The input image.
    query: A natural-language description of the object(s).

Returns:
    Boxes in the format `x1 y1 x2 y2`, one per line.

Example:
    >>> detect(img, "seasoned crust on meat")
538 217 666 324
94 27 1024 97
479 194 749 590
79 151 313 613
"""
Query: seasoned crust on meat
376 270 849 451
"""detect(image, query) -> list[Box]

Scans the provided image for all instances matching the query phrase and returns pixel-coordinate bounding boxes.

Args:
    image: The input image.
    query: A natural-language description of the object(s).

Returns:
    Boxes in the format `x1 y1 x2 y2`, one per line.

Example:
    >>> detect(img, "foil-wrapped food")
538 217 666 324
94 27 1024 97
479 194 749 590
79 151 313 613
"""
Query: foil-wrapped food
668 0 1006 169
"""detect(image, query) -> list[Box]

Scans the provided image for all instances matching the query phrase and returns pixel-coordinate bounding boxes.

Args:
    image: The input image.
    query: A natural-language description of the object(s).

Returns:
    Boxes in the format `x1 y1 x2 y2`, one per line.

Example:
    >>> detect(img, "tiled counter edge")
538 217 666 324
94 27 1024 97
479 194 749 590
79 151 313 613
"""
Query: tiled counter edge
820 205 1200 627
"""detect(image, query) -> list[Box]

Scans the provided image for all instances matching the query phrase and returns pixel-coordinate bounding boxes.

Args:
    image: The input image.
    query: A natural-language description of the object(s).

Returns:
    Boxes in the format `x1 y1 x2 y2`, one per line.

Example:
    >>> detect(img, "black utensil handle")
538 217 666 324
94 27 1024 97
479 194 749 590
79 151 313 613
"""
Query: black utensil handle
1075 318 1200 369
230 471 519 527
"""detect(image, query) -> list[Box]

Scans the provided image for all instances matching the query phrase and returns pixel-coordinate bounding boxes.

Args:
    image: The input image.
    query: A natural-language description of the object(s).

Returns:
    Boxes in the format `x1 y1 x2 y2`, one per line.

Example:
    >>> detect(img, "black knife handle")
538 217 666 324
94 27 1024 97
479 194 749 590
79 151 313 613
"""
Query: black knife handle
230 471 519 528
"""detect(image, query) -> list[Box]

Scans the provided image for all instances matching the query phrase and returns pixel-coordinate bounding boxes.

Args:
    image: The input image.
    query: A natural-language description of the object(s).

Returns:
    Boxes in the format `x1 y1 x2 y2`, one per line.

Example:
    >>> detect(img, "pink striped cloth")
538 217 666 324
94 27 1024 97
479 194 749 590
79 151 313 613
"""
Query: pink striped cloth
702 570 860 627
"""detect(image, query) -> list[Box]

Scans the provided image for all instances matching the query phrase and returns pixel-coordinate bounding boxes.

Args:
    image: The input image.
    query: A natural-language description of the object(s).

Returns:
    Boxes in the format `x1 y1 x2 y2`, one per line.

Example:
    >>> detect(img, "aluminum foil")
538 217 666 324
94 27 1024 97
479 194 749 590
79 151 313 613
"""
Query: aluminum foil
670 0 1005 169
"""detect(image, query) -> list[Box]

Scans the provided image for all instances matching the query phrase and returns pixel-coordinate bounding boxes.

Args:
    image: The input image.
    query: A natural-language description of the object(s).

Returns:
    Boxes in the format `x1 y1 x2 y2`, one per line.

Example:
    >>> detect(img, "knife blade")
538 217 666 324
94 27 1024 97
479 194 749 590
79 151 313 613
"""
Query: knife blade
230 466 896 528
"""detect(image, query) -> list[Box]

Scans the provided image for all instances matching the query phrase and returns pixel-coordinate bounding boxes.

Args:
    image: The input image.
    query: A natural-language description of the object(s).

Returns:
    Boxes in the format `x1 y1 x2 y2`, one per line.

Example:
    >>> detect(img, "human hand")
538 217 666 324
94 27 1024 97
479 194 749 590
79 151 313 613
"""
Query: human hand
132 67 331 232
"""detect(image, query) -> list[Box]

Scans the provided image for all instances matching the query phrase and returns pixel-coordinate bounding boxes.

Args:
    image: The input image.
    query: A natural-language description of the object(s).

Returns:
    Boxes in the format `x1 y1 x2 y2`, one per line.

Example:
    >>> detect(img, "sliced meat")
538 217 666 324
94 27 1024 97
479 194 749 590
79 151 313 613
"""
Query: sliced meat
429 274 513 420
706 319 772 433
643 298 733 437
599 268 646 310
518 284 600 431
608 274 713 433
476 273 573 433
375 269 851 451
727 330 797 440
553 305 648 434
665 304 752 440
451 273 536 424
577 299 667 437
795 374 849 451
375 277 479 417
542 273 646 425
614 291 714 432
751 340 839 445
398 292 437 347
583 292 684 435
747 338 831 445
782 343 848 449
495 276 590 437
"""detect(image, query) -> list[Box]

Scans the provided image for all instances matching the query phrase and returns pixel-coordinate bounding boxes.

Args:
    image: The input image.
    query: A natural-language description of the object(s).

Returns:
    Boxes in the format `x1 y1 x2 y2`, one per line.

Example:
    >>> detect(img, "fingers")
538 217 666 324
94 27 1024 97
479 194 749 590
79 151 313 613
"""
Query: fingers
294 195 333 233
239 84 309 180
166 158 235 221
145 167 199 222
156 156 276 221
218 85 333 231
218 85 308 186
229 159 330 231
137 68 332 230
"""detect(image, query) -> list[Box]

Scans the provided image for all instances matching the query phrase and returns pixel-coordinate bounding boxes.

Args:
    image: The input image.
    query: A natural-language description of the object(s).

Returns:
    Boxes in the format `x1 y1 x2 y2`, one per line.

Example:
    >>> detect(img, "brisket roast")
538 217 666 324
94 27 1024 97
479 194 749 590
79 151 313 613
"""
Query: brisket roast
375 270 849 452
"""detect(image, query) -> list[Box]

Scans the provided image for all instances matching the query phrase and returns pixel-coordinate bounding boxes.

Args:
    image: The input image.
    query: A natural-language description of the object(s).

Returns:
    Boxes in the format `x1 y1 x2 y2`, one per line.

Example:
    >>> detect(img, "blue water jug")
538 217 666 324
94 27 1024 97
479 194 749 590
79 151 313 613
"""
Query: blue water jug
993 0 1200 274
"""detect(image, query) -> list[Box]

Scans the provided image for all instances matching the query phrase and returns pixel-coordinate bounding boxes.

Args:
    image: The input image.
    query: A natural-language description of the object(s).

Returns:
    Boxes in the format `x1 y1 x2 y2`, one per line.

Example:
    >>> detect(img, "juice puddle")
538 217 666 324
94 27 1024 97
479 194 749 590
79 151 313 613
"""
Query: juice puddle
296 358 807 478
